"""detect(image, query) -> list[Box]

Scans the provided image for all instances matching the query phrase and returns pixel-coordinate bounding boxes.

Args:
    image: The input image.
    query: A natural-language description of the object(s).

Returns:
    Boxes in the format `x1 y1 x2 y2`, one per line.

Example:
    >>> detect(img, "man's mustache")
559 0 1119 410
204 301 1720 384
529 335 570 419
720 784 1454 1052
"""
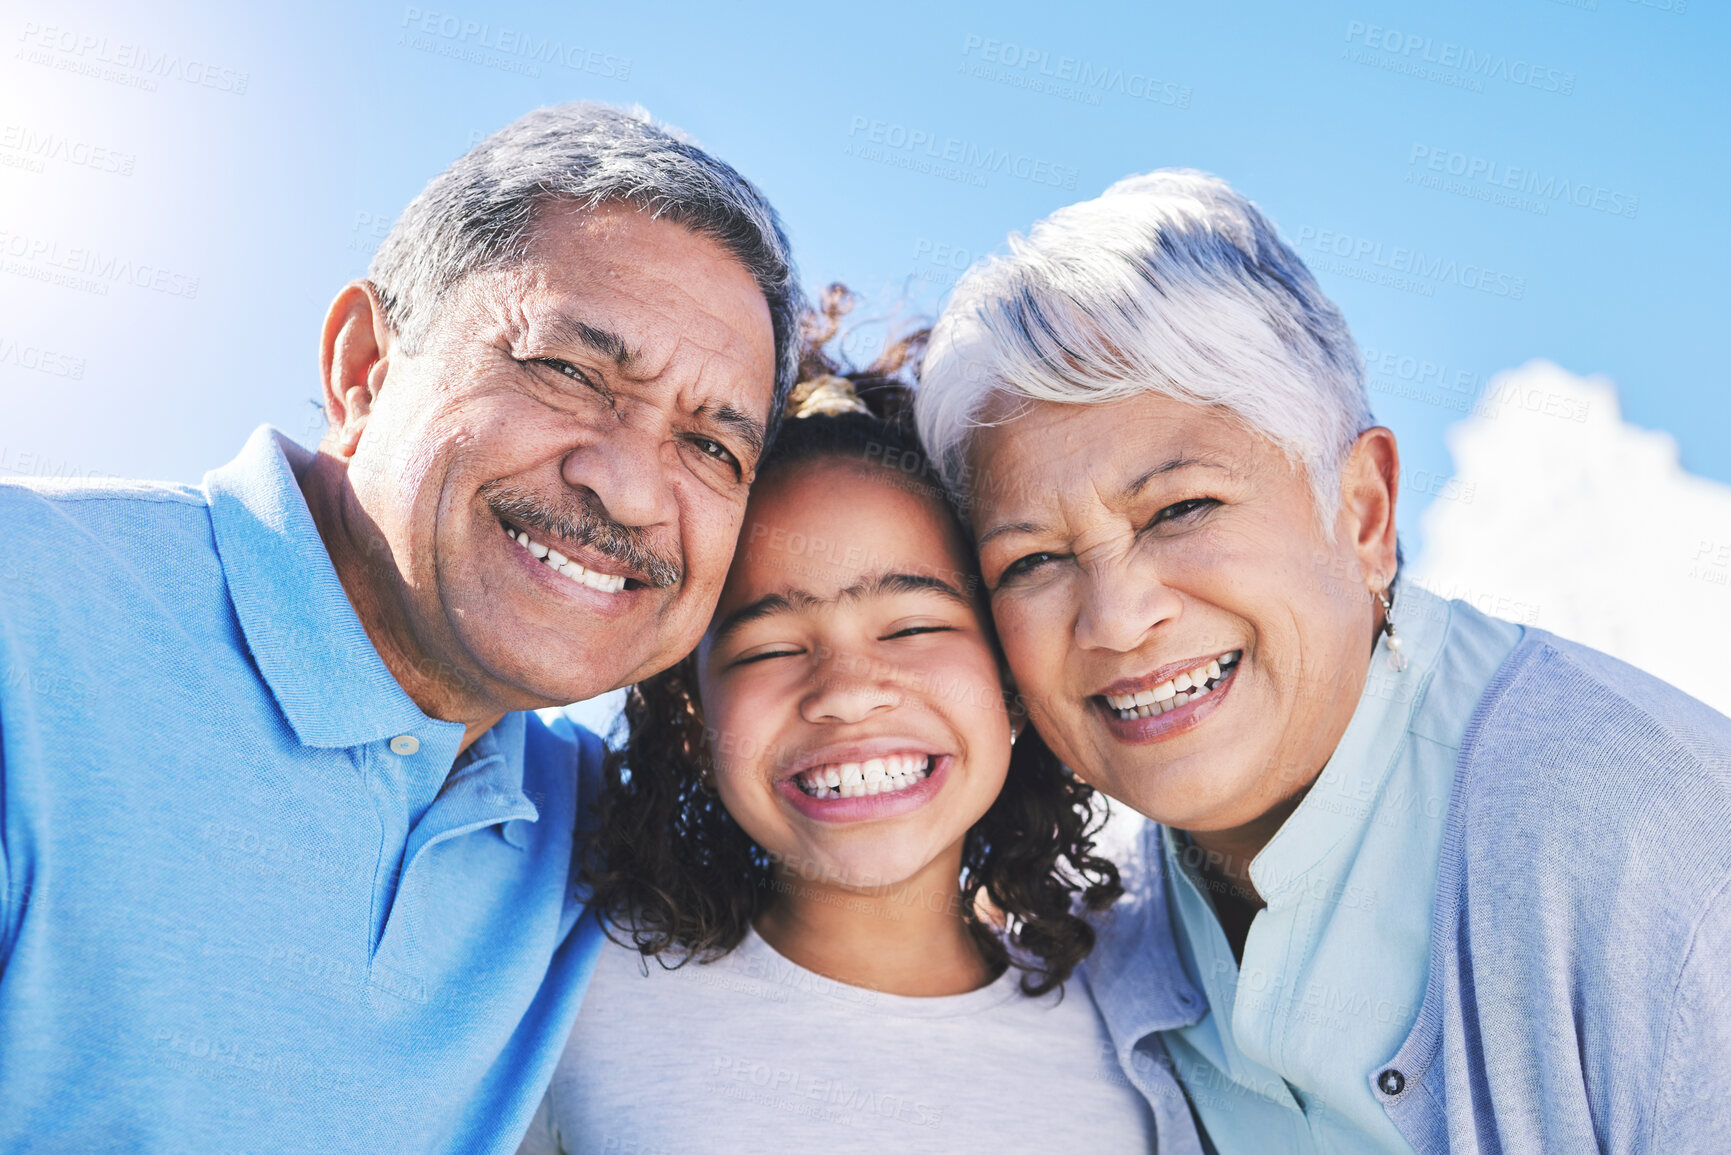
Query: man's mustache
480 481 684 589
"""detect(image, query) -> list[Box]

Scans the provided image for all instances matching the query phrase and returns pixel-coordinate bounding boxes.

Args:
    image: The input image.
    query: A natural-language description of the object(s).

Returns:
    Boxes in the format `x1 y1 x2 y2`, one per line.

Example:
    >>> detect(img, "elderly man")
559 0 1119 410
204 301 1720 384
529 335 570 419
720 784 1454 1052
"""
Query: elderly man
0 104 798 1152
915 171 1731 1153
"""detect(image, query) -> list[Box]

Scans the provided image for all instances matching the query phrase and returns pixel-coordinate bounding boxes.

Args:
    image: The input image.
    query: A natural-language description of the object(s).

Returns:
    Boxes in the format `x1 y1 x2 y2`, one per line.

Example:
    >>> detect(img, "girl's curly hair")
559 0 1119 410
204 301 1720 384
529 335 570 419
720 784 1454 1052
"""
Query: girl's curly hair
581 285 1122 995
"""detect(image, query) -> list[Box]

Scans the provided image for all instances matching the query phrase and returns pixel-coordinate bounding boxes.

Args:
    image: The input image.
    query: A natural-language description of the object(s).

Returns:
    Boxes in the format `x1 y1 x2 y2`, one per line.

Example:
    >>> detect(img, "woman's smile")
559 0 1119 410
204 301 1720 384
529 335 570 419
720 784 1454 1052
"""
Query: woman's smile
1093 649 1242 742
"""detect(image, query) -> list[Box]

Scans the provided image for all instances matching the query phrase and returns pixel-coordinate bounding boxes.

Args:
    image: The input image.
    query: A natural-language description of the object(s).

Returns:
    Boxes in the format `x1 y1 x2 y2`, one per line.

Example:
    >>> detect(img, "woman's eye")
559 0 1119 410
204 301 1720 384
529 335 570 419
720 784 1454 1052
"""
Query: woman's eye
1151 497 1219 526
999 551 1060 582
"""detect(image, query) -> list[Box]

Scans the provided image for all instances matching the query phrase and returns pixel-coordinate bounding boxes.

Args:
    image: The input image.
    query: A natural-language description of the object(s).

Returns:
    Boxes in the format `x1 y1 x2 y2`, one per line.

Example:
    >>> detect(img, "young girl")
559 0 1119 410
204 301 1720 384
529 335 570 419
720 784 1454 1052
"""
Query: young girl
518 300 1154 1153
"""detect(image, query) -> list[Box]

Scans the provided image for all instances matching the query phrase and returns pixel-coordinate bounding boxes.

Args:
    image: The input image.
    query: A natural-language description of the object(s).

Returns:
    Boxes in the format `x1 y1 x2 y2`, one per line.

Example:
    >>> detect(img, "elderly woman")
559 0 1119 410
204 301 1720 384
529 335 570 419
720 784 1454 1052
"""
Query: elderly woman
915 171 1731 1154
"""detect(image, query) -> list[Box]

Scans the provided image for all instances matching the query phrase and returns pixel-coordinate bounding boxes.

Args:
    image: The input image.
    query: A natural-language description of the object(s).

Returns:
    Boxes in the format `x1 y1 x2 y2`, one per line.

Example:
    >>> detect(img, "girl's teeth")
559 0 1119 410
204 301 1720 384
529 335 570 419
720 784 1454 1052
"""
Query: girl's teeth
794 756 932 799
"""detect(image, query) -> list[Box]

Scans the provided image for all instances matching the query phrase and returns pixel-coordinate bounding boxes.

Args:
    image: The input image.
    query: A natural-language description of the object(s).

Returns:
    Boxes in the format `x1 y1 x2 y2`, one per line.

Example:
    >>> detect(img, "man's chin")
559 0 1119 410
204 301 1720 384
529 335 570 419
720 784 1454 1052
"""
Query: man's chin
456 619 670 706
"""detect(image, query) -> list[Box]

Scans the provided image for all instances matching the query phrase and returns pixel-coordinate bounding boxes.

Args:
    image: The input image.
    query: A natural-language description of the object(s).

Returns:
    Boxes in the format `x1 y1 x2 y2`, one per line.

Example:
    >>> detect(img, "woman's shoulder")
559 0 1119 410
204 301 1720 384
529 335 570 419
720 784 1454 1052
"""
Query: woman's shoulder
1453 629 1731 926
1466 629 1731 801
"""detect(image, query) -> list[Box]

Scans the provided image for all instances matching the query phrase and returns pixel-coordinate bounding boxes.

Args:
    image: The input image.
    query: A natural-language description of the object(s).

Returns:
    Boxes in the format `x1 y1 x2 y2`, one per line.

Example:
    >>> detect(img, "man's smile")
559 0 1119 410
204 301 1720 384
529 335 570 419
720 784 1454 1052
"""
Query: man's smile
501 518 635 594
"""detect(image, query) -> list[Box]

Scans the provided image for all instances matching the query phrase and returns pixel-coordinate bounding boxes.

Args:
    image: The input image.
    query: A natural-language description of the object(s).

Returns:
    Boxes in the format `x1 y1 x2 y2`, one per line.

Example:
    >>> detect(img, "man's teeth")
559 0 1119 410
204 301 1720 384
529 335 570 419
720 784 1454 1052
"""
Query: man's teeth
506 526 627 594
1105 651 1241 719
793 754 933 799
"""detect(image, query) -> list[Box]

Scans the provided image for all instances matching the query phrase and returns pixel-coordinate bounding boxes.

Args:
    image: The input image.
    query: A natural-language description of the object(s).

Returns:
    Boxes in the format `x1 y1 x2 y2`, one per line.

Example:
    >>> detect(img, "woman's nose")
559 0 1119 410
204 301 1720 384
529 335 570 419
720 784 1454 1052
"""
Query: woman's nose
1073 563 1183 652
800 649 904 724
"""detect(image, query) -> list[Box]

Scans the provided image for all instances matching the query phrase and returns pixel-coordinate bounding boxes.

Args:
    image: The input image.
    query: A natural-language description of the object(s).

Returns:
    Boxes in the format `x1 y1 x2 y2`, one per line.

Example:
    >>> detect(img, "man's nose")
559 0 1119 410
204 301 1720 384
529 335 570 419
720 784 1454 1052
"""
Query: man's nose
560 425 677 528
1072 558 1183 653
800 648 903 724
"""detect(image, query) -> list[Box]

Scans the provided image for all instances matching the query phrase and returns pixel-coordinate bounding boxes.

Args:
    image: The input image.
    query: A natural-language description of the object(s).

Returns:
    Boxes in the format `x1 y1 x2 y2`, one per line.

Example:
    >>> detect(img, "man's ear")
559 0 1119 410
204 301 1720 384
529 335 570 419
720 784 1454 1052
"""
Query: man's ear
1340 426 1401 587
319 281 395 460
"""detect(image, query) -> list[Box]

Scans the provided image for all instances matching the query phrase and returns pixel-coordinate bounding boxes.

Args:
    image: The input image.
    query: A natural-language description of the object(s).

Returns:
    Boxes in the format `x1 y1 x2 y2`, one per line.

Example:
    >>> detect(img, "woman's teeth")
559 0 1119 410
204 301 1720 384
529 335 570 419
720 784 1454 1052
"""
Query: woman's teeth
506 524 627 594
794 754 933 799
1105 650 1241 719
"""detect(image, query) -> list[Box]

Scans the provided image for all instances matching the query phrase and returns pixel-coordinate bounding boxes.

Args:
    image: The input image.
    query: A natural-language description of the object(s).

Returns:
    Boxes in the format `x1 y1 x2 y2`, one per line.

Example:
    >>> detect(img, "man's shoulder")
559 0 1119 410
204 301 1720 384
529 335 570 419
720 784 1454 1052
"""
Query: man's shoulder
0 474 222 617
528 711 607 772
0 474 212 568
524 710 608 825
0 472 206 512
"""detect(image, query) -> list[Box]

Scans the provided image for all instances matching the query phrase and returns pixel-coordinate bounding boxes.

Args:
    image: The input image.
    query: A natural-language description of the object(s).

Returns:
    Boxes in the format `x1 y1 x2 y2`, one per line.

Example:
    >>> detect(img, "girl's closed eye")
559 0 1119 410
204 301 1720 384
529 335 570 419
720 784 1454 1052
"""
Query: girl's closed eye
728 644 805 668
883 622 957 640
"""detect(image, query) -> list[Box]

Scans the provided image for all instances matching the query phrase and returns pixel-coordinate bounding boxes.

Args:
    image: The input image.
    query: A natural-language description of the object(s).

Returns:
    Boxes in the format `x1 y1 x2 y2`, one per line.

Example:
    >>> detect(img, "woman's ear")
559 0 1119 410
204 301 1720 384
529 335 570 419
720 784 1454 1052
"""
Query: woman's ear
1340 426 1401 586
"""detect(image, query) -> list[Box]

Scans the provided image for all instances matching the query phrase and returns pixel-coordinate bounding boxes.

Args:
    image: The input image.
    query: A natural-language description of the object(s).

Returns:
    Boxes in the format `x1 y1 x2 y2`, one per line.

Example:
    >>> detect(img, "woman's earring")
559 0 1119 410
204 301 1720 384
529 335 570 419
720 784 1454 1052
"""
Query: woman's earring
1375 584 1407 672
1009 724 1021 748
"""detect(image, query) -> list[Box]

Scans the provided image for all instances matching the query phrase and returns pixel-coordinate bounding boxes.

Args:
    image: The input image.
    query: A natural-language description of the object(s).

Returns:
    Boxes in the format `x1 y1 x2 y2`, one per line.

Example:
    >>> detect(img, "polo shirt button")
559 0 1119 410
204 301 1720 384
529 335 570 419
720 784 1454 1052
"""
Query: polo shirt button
389 735 420 756
1377 1068 1407 1096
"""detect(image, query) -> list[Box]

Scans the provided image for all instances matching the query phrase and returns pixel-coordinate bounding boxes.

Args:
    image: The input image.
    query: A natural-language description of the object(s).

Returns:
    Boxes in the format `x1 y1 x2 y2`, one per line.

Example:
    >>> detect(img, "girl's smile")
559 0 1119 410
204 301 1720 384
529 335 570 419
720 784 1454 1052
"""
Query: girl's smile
697 456 1012 895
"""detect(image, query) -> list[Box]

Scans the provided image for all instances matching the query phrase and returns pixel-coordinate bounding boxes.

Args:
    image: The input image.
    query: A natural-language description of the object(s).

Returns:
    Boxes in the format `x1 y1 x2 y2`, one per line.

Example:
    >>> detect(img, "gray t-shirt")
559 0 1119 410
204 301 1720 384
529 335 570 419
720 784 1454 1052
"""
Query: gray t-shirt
517 926 1157 1154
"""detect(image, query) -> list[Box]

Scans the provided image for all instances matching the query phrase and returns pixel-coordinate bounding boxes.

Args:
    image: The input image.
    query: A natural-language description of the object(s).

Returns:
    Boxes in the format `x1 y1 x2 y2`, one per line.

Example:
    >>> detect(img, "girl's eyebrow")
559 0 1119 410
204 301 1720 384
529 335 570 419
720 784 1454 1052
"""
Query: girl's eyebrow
710 571 972 645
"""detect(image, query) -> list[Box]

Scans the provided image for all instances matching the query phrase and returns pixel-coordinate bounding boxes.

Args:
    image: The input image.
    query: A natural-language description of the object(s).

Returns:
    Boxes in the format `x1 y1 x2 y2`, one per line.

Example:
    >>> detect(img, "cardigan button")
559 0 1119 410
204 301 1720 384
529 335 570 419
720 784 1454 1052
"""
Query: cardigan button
1377 1068 1407 1096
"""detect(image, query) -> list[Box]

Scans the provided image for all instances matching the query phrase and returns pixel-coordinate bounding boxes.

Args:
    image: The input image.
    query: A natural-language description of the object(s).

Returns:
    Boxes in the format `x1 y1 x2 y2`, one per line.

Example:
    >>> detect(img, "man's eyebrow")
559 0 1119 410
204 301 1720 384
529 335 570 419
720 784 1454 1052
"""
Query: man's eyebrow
976 457 1229 548
541 311 640 370
709 571 971 645
699 401 766 461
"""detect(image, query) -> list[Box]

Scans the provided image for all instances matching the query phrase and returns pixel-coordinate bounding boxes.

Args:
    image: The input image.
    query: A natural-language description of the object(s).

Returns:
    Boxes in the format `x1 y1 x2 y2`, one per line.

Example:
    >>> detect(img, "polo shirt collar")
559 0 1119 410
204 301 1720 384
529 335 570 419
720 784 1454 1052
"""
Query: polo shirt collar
203 425 460 751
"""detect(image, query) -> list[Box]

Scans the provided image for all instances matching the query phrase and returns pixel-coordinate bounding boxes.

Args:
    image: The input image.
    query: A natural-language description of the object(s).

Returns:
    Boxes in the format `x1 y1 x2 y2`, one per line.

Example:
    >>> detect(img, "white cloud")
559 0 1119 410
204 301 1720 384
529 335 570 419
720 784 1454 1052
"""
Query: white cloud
1411 359 1731 716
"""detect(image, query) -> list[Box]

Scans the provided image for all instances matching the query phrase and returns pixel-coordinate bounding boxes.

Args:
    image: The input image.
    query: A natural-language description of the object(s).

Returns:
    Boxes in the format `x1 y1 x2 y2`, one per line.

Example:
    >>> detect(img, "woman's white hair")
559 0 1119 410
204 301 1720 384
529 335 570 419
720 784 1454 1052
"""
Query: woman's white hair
915 169 1373 527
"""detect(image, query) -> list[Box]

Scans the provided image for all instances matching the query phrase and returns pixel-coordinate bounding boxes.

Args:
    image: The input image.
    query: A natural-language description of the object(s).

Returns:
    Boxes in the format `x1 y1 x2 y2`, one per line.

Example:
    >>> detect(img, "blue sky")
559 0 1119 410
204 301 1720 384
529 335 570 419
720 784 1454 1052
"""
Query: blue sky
2 0 1724 563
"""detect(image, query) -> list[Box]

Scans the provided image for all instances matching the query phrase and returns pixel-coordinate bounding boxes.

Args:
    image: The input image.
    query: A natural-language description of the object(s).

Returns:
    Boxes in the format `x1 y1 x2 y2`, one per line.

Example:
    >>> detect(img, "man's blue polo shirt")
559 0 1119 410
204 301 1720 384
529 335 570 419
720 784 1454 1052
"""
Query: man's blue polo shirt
0 426 607 1153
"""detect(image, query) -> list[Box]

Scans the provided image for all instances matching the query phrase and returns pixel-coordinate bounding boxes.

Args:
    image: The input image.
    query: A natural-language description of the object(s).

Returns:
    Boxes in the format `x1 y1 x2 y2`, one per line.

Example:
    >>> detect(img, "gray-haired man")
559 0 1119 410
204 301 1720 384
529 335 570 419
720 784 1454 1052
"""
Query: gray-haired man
0 104 798 1152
